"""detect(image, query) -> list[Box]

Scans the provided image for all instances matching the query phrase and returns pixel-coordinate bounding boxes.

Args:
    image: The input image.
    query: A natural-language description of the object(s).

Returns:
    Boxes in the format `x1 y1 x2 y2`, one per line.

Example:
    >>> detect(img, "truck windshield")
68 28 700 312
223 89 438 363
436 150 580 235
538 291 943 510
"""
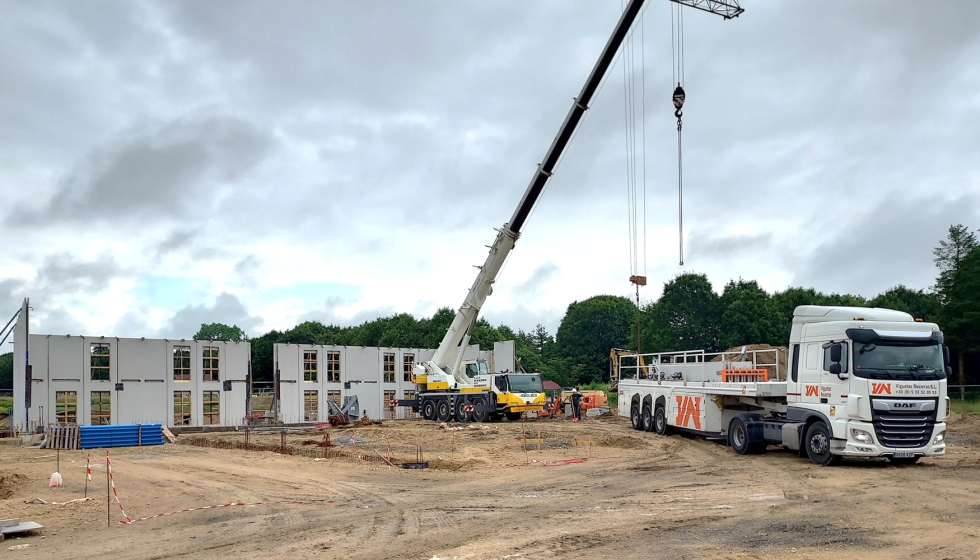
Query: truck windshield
507 374 543 394
852 342 945 380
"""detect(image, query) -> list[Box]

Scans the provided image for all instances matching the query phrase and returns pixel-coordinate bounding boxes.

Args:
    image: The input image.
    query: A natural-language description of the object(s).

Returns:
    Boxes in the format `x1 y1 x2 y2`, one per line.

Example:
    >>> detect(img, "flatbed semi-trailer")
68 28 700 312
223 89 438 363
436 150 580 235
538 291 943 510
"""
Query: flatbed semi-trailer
618 306 950 465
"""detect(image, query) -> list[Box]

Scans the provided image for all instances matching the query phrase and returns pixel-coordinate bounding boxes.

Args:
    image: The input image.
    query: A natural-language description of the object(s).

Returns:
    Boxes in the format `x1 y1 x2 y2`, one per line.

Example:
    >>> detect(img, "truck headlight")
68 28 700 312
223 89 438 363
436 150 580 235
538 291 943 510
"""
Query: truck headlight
933 431 946 445
850 429 874 444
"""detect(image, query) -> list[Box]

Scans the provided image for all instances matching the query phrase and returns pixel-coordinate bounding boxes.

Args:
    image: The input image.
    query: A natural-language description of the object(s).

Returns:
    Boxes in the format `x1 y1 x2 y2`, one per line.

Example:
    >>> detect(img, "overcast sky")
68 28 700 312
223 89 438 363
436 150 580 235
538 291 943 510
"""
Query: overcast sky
2 0 979 341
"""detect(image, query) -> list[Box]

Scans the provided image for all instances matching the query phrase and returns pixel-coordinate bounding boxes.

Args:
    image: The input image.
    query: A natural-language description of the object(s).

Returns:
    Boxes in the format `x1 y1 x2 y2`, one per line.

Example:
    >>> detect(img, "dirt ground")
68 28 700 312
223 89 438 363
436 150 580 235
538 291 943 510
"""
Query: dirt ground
2 413 979 560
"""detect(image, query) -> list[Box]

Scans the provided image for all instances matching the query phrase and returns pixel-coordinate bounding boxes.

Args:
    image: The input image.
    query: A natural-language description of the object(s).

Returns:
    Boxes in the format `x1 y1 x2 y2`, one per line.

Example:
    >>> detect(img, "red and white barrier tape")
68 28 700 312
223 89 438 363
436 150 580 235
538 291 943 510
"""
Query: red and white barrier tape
119 499 339 525
106 451 132 524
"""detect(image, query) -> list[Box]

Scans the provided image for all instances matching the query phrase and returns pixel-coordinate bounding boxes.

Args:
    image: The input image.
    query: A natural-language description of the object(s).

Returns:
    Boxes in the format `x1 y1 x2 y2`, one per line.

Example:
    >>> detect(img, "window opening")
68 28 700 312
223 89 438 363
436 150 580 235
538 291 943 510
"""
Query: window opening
383 353 395 383
304 390 319 421
56 391 77 424
203 346 220 381
304 350 318 382
91 343 110 381
173 346 191 381
203 391 220 425
327 390 342 408
403 353 415 382
384 390 396 419
91 391 111 425
174 391 192 425
326 351 341 382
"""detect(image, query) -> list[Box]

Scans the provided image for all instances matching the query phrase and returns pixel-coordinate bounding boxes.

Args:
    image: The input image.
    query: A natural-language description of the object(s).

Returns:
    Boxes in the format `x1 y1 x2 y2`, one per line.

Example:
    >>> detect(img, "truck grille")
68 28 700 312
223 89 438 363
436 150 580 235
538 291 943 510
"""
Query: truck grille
871 399 937 449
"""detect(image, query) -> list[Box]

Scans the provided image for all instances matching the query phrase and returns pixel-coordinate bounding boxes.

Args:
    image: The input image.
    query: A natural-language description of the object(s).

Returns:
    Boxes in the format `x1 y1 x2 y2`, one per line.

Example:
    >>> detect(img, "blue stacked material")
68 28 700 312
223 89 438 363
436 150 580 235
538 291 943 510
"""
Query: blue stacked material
80 424 165 449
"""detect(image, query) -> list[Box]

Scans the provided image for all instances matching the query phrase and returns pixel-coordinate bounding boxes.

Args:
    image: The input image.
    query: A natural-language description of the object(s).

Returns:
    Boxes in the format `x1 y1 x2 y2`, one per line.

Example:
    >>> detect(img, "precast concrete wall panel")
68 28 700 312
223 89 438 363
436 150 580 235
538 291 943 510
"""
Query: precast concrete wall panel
13 329 250 430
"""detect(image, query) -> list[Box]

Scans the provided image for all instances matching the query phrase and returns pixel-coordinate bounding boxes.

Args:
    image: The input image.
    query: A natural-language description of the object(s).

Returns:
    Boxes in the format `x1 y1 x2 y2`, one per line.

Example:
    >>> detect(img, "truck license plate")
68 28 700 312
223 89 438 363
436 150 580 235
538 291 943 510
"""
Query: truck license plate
893 452 915 458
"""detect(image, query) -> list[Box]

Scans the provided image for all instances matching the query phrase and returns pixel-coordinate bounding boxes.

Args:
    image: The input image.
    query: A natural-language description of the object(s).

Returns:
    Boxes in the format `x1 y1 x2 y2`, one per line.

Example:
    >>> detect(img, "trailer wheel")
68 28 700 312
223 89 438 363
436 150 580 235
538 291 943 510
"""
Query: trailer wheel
421 400 437 421
630 406 642 430
436 400 452 422
805 422 842 466
653 406 671 435
641 406 654 432
729 418 765 454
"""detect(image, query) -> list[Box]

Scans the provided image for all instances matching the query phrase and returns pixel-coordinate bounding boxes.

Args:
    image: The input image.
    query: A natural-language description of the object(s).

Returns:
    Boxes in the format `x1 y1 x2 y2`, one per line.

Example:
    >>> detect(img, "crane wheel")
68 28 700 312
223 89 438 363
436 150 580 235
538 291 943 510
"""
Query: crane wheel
436 400 452 422
505 411 523 421
472 397 489 422
421 400 437 421
453 399 471 422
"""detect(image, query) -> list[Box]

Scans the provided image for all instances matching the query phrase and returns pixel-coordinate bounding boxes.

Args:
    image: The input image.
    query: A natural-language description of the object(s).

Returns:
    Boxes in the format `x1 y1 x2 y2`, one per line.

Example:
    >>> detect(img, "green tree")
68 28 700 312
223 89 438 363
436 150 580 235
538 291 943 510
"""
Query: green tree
868 285 941 322
194 323 248 342
0 352 12 390
642 273 721 353
718 280 785 348
556 295 637 384
943 247 980 390
934 224 979 304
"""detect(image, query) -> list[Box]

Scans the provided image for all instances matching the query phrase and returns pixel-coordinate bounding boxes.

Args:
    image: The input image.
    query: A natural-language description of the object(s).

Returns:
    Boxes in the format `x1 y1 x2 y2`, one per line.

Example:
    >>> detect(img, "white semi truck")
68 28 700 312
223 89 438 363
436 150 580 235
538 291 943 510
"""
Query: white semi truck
618 306 951 465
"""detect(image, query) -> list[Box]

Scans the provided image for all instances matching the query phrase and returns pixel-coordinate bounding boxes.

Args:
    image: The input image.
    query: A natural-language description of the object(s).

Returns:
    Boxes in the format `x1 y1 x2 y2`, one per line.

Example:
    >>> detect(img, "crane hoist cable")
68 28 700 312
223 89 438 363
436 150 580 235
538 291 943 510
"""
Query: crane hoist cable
671 1 685 266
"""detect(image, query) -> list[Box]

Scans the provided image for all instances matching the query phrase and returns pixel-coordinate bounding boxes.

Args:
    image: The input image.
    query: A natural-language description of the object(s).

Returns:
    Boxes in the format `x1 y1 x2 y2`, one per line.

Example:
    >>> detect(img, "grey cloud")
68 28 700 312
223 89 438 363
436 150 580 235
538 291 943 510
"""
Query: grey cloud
11 114 274 225
482 305 563 338
510 262 560 303
296 297 397 329
687 232 773 260
163 292 263 339
791 193 980 296
35 307 89 337
155 228 200 257
233 254 261 288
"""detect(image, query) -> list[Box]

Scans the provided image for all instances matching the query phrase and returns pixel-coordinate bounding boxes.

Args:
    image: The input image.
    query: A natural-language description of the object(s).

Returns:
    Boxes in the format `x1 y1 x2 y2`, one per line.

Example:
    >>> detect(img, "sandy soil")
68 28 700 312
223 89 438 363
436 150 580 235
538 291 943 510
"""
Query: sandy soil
2 414 979 559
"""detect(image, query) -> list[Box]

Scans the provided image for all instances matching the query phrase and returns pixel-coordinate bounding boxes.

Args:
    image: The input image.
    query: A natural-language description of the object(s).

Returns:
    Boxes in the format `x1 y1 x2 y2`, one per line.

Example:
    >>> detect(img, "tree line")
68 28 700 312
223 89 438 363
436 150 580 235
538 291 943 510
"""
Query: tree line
1 224 977 390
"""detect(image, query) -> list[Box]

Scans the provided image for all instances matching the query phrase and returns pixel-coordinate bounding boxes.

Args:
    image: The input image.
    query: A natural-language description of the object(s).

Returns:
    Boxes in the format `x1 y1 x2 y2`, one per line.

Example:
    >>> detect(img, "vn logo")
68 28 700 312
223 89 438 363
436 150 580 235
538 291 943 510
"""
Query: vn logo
675 396 702 430
805 385 819 397
871 382 892 395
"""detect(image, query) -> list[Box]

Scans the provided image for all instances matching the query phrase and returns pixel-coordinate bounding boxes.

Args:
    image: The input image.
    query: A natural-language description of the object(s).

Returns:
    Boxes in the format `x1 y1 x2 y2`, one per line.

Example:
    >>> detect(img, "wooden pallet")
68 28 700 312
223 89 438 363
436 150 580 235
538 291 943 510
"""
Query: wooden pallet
44 424 80 450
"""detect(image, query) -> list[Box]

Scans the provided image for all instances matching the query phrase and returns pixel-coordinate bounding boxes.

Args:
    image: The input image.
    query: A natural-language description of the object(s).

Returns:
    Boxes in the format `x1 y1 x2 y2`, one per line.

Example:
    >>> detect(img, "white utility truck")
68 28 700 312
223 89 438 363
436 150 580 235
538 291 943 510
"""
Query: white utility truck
618 306 950 465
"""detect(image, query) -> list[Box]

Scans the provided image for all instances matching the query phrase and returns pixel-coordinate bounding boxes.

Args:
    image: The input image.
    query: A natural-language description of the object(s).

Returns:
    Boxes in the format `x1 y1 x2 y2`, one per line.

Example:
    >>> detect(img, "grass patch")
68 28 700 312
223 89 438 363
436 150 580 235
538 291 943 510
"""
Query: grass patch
0 397 12 410
951 398 980 416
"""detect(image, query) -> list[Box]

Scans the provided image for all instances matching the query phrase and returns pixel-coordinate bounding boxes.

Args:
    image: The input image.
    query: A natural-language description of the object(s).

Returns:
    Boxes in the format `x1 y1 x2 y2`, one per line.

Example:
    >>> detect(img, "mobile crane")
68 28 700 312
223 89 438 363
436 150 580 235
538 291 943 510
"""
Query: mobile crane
397 0 652 422
398 0 742 422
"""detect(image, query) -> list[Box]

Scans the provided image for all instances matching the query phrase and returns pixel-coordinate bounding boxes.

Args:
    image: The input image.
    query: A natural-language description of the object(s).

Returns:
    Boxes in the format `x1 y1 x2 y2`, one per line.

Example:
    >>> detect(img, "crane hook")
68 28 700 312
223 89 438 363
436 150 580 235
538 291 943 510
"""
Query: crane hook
672 84 685 119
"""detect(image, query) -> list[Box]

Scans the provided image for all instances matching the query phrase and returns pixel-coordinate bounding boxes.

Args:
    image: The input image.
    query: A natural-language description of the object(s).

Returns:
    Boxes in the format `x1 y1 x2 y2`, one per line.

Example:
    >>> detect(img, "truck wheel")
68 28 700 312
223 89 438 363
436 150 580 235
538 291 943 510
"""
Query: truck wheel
505 411 523 421
729 418 765 455
472 398 489 422
454 399 471 423
805 422 842 466
654 406 671 435
641 406 654 432
421 400 436 421
630 406 642 430
436 400 452 422
888 456 920 465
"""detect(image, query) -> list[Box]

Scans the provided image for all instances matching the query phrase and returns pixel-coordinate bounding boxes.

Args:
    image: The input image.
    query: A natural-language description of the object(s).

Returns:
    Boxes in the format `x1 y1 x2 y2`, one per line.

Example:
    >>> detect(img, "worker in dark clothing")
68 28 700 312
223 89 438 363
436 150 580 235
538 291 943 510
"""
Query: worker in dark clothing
571 388 583 423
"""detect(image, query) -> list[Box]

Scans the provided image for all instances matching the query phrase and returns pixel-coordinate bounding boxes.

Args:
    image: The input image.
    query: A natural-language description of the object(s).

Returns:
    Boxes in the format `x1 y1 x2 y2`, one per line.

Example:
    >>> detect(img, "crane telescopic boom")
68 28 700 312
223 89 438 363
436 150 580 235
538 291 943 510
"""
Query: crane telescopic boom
421 0 650 387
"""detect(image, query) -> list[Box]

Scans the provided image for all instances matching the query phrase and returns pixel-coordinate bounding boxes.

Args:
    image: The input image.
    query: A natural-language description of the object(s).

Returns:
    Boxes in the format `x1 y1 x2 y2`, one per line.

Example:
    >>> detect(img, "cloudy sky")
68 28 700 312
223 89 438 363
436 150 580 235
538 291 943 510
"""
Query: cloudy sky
2 0 979 341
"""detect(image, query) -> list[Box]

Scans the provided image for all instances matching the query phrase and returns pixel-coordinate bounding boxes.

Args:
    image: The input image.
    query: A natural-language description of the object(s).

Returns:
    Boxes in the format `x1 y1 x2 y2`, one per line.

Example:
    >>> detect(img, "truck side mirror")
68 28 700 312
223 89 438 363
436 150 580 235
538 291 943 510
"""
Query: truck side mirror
945 366 953 378
943 345 950 365
830 343 842 364
829 363 842 375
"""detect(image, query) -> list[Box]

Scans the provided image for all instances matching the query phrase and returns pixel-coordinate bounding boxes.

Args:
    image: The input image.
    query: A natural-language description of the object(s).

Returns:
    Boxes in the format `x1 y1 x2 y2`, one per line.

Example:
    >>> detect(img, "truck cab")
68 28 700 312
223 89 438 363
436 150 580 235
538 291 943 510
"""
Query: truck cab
785 306 949 464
